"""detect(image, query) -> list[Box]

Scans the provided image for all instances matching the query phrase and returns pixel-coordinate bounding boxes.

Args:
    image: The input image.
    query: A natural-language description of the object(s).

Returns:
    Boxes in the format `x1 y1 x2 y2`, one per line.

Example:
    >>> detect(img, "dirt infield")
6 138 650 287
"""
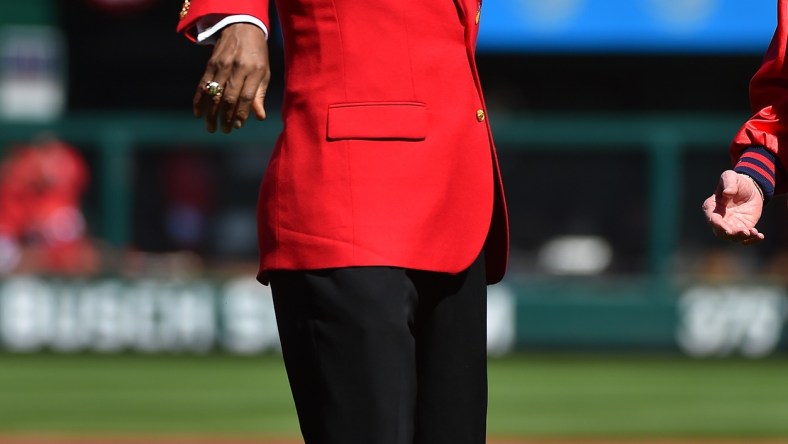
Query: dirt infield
3 437 788 444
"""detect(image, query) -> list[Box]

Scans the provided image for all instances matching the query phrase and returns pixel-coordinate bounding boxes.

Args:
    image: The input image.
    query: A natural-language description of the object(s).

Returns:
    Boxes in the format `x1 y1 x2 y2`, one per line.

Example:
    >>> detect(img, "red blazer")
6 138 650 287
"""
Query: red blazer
178 0 509 284
732 0 788 193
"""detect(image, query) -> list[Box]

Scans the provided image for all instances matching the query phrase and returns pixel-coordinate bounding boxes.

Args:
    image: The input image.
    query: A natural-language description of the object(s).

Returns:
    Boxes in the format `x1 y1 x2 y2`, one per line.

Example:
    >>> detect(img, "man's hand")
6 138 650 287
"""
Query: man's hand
194 23 270 134
702 170 765 245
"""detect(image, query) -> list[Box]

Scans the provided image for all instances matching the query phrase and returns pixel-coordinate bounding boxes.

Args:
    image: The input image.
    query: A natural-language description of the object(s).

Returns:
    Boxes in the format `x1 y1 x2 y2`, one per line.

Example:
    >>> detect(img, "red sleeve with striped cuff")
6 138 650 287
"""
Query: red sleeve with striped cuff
733 146 783 203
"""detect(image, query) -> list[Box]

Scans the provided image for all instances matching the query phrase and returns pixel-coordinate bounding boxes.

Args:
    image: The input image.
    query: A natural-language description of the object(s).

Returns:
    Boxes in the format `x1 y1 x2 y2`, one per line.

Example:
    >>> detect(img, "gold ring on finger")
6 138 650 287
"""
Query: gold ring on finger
203 80 224 97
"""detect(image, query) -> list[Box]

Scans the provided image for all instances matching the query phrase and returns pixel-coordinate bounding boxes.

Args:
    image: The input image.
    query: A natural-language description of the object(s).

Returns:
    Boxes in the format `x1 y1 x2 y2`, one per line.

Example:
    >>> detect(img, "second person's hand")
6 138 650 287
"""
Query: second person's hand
702 170 765 245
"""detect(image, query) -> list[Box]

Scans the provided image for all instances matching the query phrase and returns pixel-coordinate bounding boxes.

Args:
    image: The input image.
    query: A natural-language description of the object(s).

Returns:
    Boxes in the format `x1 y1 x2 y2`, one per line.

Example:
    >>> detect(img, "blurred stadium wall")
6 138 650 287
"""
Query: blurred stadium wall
1 0 788 358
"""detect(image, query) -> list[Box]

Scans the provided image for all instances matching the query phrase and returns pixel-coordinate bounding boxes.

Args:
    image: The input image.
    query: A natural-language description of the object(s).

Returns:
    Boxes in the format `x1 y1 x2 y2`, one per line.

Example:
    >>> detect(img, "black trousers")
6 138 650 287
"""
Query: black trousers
269 254 487 444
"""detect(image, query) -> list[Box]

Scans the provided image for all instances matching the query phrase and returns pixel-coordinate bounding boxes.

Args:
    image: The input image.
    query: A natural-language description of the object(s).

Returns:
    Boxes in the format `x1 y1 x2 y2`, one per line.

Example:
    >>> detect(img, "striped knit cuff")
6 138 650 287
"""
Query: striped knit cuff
734 146 779 203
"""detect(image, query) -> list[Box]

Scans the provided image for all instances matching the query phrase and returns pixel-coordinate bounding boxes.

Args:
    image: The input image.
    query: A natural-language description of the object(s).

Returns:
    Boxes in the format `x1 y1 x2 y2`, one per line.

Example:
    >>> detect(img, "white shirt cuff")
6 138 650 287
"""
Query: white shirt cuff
196 15 269 44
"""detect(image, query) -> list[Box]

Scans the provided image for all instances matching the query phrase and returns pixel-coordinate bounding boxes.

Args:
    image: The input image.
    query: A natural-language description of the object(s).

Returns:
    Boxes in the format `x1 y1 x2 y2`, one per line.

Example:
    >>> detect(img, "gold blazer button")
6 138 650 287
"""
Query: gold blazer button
180 0 190 19
476 109 485 122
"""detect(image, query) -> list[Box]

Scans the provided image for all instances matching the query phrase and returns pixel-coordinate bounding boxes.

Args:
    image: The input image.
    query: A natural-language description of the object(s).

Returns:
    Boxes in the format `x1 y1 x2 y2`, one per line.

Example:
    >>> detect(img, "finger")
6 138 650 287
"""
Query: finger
227 61 270 131
701 195 717 218
703 196 733 229
201 38 241 132
728 225 764 242
256 66 271 121
252 81 268 121
219 55 260 133
203 75 227 133
194 67 218 118
746 227 765 240
242 79 268 124
204 72 230 134
222 69 263 132
742 233 766 245
226 77 254 131
719 170 740 196
709 213 754 240
717 174 746 212
238 81 269 128
219 74 241 134
195 83 227 132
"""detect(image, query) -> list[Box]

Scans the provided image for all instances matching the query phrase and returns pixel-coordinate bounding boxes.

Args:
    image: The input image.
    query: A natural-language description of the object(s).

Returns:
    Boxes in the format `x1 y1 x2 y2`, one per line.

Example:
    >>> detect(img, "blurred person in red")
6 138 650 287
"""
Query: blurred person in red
704 0 788 244
0 138 99 275
162 150 217 252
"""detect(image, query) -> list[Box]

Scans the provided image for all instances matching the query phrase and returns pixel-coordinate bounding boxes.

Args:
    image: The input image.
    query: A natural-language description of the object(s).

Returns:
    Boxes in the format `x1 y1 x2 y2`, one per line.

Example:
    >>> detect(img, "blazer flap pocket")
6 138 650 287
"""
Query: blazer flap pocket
327 102 427 141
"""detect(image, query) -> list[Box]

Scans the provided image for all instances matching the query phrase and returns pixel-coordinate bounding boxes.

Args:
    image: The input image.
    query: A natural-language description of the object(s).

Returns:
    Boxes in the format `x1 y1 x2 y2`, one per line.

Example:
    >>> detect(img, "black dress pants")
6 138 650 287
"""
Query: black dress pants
268 254 487 444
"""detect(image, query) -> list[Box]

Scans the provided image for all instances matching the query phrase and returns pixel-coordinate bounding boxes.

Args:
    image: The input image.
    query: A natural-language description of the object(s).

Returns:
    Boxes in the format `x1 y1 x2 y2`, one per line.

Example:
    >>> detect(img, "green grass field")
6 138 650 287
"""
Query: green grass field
1 353 787 439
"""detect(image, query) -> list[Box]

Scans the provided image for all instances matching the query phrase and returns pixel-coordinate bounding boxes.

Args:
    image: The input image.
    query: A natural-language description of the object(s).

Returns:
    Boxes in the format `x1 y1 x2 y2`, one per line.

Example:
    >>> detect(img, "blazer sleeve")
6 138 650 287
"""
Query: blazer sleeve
731 0 788 194
177 0 270 42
